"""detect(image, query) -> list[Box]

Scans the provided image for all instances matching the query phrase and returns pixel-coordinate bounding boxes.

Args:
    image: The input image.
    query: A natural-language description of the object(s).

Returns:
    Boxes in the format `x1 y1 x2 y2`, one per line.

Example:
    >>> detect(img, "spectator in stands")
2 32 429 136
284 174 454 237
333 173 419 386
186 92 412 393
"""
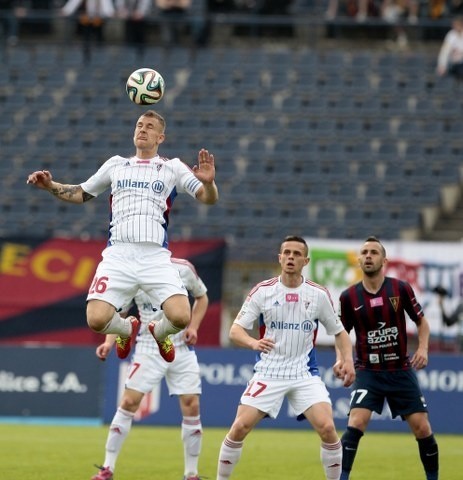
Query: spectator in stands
254 0 295 37
155 0 191 46
437 15 463 81
380 0 419 49
325 0 417 30
115 0 152 56
325 0 380 21
0 0 26 46
381 0 418 23
449 0 463 15
232 0 294 37
60 0 115 62
433 285 463 351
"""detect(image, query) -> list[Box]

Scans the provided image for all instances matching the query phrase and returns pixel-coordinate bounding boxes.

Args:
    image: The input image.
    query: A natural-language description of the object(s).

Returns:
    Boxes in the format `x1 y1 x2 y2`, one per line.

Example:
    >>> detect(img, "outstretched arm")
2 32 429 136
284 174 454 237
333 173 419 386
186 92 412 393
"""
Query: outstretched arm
193 149 218 205
26 170 94 203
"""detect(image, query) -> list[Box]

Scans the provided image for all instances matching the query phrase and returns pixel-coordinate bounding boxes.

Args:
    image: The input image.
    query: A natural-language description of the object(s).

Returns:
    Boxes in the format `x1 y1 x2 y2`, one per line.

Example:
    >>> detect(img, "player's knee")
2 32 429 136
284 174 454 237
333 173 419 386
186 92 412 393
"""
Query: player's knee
163 297 191 328
414 422 433 439
181 394 200 414
86 300 114 332
120 396 141 411
317 420 338 441
230 419 253 439
173 313 190 329
86 314 108 332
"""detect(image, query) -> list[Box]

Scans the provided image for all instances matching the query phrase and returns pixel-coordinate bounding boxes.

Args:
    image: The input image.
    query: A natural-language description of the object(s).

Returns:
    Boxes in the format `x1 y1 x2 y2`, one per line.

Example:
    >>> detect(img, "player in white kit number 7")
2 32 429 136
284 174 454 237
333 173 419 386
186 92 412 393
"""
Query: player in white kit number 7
216 236 355 480
92 258 209 480
26 110 218 363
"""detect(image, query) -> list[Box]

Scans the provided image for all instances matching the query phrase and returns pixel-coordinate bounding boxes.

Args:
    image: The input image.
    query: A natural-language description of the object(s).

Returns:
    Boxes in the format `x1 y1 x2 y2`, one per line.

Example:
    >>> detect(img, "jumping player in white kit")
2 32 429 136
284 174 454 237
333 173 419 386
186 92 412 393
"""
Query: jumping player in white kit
216 236 355 480
26 110 218 363
92 258 209 480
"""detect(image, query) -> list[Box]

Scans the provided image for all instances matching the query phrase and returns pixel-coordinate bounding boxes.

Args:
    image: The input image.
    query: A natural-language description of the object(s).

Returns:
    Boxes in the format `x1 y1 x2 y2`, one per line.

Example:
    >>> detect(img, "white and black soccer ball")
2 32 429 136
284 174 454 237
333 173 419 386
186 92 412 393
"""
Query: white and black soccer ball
126 68 165 105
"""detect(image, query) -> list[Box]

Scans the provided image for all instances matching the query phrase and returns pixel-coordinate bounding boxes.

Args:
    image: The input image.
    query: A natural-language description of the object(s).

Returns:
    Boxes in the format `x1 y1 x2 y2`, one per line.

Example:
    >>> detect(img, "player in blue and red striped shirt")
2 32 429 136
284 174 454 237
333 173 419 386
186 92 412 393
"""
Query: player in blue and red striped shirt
336 236 439 480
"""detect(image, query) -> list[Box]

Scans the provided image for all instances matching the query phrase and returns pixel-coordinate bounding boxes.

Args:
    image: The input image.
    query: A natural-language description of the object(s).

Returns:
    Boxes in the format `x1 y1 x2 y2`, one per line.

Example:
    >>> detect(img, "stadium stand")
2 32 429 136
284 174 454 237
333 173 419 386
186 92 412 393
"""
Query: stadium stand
1 8 462 260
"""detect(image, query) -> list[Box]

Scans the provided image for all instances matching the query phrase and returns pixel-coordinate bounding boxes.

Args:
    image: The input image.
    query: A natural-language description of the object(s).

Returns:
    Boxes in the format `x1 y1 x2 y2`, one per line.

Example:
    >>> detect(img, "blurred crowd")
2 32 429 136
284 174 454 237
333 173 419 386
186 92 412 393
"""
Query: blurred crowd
1 0 463 77
325 0 463 22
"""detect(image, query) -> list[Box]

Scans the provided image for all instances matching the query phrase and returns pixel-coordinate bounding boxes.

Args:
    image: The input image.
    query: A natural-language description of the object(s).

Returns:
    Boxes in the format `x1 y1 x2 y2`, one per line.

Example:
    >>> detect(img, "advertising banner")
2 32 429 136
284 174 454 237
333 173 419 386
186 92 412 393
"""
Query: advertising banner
0 237 225 345
103 347 463 434
303 238 463 346
0 346 103 420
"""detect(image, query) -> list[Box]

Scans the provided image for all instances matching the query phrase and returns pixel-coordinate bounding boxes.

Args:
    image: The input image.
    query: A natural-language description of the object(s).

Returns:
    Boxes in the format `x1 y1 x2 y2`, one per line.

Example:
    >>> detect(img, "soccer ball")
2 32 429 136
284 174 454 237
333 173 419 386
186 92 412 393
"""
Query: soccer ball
126 68 165 105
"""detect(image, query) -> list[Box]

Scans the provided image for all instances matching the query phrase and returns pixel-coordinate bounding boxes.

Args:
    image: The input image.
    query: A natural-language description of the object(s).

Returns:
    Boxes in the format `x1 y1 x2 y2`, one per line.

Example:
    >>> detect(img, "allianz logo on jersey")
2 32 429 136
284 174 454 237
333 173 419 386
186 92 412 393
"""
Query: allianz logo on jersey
269 320 316 332
116 179 165 194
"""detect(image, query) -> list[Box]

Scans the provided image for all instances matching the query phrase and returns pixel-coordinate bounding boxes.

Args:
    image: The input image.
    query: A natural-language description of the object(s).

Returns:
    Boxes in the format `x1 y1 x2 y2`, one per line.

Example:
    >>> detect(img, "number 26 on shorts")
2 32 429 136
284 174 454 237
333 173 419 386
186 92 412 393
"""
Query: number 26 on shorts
89 276 109 294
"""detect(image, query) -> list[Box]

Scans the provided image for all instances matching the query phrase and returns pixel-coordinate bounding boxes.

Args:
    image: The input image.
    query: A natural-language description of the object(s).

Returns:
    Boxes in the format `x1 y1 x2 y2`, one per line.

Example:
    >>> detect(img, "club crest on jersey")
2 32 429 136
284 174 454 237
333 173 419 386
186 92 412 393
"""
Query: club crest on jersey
152 180 165 194
370 297 384 307
389 296 400 311
286 293 299 302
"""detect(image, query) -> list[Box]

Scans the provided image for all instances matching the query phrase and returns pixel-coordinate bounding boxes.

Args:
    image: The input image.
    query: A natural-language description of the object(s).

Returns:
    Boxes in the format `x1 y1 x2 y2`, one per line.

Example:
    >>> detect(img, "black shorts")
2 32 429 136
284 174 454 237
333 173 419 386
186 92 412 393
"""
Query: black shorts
349 369 428 420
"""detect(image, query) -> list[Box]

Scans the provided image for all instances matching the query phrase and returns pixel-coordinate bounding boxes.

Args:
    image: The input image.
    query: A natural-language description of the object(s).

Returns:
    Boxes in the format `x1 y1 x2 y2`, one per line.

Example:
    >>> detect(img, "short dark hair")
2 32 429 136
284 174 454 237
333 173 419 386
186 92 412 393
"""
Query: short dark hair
364 235 386 256
280 235 309 256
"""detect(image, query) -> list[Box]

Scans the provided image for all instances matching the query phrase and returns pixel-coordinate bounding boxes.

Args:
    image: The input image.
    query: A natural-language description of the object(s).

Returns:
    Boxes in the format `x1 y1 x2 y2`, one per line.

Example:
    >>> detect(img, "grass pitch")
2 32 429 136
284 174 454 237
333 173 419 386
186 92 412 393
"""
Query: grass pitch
0 424 460 479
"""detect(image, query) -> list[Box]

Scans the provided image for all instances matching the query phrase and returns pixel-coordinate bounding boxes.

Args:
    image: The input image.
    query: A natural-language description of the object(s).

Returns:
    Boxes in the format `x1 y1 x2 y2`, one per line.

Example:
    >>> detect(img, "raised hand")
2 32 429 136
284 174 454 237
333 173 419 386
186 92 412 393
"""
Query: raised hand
192 148 215 184
26 170 53 189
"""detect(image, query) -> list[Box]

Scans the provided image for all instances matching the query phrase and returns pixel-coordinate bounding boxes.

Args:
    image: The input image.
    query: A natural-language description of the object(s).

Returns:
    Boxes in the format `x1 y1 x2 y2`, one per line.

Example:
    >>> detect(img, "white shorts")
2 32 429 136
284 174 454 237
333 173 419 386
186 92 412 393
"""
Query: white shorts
87 243 187 311
239 374 331 419
125 350 202 396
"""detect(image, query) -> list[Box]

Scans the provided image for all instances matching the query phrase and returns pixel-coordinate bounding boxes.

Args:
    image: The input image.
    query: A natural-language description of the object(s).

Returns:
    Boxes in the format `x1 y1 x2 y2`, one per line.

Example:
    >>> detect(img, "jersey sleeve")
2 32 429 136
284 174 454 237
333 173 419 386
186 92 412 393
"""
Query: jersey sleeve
173 158 203 198
234 288 262 330
319 289 345 335
80 156 119 197
401 281 424 323
338 290 353 333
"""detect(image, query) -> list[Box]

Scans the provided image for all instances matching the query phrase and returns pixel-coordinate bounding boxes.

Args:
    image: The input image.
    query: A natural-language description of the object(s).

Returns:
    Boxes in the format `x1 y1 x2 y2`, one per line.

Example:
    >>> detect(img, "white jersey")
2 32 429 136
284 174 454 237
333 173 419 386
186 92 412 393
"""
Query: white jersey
62 0 115 17
131 258 208 356
81 155 202 246
437 28 463 70
235 276 344 380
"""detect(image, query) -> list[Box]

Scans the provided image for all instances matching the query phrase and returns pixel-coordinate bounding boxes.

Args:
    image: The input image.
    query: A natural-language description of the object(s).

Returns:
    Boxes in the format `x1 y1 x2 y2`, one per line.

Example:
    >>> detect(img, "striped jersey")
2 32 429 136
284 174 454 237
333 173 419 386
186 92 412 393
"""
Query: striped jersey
338 276 424 371
234 276 344 380
81 155 202 247
129 258 208 356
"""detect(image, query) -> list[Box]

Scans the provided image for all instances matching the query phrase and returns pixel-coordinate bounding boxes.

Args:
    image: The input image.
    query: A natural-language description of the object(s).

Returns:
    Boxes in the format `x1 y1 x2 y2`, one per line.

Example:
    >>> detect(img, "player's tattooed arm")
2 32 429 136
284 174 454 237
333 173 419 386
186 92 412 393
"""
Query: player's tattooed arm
27 170 94 203
49 184 95 203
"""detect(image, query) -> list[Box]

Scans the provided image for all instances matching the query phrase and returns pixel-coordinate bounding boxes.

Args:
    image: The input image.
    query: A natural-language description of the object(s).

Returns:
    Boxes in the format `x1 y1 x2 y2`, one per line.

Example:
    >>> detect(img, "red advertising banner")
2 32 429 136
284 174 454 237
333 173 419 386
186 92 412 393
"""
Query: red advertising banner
0 237 225 346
